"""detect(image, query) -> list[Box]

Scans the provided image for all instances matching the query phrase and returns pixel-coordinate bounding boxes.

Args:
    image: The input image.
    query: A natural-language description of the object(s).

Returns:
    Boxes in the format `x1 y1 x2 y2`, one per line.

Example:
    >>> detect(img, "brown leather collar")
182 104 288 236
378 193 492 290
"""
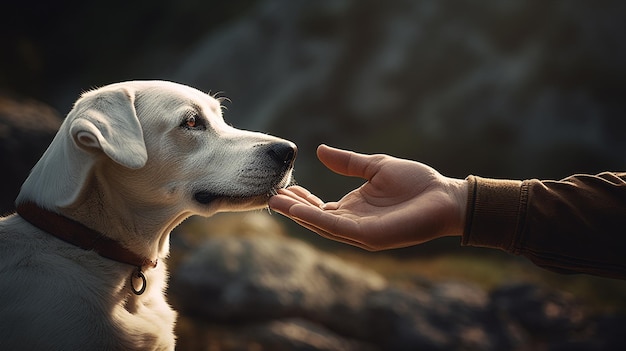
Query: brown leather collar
16 202 158 270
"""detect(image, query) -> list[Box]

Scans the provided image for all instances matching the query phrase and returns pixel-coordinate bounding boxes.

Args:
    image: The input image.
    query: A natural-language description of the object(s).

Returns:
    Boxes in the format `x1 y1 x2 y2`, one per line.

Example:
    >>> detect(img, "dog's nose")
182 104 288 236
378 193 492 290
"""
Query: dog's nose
267 141 297 165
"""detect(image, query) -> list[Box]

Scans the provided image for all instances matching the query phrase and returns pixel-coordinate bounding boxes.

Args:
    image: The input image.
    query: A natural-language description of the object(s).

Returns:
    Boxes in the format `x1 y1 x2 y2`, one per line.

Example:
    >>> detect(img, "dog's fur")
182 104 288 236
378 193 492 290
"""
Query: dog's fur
0 81 296 350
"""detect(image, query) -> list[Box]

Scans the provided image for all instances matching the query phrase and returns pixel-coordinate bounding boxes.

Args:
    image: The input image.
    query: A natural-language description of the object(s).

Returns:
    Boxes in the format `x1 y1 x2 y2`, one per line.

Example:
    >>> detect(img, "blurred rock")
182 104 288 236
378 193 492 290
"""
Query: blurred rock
491 284 585 336
0 96 61 214
171 236 387 322
236 318 378 351
172 212 289 249
172 235 626 350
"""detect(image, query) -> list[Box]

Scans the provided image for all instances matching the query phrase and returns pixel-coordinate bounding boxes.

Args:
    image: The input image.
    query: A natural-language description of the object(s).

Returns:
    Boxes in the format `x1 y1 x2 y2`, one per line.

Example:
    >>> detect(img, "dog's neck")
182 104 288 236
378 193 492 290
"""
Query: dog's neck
16 135 190 262
57 177 189 262
15 201 171 296
16 201 158 270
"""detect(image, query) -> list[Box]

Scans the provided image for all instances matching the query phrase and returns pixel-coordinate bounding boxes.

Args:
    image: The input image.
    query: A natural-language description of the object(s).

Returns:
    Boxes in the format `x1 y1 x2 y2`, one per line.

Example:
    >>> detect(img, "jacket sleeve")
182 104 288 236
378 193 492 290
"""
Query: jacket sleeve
462 172 626 280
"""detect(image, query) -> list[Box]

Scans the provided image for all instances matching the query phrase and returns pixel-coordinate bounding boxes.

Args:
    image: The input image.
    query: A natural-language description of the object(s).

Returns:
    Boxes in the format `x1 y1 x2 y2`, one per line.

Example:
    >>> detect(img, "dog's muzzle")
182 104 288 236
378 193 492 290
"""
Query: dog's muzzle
193 141 297 205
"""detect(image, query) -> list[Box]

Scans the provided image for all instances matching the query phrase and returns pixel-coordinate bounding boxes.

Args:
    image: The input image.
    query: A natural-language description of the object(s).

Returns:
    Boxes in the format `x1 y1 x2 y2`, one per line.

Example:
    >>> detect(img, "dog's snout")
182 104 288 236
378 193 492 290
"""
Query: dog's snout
267 141 297 165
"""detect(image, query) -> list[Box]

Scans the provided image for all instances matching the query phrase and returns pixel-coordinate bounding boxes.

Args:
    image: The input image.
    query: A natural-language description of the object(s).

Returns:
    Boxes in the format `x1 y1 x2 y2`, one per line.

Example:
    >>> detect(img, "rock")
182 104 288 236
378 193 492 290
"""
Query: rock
171 235 626 350
491 284 585 336
171 236 516 350
175 317 379 351
489 283 626 350
236 318 379 351
360 284 514 351
0 96 61 214
171 236 387 323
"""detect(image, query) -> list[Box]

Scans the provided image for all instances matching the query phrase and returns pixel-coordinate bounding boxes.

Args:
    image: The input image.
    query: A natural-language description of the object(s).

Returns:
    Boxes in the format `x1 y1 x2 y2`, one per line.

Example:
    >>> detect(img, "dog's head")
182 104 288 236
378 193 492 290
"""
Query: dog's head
17 81 296 216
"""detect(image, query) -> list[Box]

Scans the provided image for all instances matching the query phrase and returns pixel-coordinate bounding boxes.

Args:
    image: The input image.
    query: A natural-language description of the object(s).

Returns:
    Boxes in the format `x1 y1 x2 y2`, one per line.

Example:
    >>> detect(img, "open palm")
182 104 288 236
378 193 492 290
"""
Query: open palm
269 145 467 251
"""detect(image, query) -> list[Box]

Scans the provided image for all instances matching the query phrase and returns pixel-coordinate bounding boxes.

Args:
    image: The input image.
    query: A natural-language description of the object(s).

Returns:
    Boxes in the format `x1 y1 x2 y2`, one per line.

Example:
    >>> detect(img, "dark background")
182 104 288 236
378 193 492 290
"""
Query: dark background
3 0 625 182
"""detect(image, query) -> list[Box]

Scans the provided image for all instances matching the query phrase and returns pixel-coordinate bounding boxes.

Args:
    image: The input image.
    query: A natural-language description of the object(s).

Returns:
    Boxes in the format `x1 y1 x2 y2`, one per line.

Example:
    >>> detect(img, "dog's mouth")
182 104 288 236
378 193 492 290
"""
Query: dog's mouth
193 168 296 207
193 192 221 205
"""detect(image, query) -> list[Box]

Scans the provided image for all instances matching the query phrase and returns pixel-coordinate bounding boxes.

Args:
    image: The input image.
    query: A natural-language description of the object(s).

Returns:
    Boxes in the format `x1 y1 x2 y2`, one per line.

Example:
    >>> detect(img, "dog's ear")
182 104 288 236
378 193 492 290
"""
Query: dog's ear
69 88 147 169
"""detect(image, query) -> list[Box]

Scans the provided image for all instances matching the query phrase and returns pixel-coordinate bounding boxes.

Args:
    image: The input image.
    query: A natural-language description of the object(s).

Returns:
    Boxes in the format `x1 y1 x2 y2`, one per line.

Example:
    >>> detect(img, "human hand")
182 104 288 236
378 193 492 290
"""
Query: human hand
269 144 468 251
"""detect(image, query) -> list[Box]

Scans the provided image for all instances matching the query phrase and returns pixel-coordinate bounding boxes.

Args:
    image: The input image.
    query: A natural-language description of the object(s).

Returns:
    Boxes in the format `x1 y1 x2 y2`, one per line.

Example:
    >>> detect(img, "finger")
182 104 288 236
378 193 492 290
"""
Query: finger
282 186 325 207
317 144 381 180
290 216 374 251
320 201 339 210
268 193 308 214
273 188 324 210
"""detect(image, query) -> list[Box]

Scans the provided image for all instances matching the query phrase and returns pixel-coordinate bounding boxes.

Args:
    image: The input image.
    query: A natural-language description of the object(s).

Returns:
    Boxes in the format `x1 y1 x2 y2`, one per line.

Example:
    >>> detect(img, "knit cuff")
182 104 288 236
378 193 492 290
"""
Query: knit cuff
462 175 524 252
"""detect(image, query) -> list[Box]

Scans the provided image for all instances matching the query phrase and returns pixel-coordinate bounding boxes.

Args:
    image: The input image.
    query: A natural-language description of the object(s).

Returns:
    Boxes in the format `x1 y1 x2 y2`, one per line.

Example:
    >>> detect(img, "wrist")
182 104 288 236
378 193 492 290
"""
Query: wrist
452 178 469 236
438 177 468 238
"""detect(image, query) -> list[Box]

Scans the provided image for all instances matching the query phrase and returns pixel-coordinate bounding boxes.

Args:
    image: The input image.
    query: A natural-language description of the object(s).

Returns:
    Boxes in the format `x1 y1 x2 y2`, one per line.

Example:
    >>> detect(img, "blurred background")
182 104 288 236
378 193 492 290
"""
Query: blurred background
2 0 626 349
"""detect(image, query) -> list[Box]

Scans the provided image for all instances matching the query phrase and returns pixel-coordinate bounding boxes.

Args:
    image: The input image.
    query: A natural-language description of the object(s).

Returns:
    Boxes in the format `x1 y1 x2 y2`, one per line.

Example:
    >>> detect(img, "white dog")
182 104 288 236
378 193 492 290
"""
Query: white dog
0 81 296 350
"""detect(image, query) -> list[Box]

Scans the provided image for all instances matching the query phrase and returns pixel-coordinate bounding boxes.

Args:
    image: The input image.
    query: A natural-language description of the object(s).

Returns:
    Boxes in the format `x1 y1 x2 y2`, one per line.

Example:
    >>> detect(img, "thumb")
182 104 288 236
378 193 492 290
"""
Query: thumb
316 144 380 180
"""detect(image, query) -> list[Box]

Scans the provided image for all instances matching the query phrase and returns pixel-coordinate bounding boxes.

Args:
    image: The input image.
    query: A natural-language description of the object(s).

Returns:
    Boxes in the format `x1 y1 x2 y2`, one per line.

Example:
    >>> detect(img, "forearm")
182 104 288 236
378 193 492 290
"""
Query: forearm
462 172 626 279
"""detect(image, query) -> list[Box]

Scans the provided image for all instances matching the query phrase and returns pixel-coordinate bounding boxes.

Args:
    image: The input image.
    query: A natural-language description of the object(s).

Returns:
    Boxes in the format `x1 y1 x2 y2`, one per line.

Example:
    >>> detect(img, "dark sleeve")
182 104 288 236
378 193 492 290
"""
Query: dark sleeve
462 172 626 280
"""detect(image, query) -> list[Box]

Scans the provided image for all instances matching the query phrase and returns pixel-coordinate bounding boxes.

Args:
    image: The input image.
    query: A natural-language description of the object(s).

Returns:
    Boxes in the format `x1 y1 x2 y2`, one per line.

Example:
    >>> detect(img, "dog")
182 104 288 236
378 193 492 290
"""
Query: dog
0 81 296 350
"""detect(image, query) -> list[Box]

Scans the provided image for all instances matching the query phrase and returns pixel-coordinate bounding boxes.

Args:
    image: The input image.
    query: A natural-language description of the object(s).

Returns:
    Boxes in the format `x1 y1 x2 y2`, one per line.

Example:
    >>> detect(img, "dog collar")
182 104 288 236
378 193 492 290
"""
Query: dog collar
16 202 157 295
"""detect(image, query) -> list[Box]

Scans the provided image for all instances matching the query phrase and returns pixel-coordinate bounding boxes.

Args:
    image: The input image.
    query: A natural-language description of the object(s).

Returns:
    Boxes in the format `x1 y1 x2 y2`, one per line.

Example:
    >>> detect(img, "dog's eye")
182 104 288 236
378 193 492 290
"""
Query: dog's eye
186 116 197 128
181 113 205 130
